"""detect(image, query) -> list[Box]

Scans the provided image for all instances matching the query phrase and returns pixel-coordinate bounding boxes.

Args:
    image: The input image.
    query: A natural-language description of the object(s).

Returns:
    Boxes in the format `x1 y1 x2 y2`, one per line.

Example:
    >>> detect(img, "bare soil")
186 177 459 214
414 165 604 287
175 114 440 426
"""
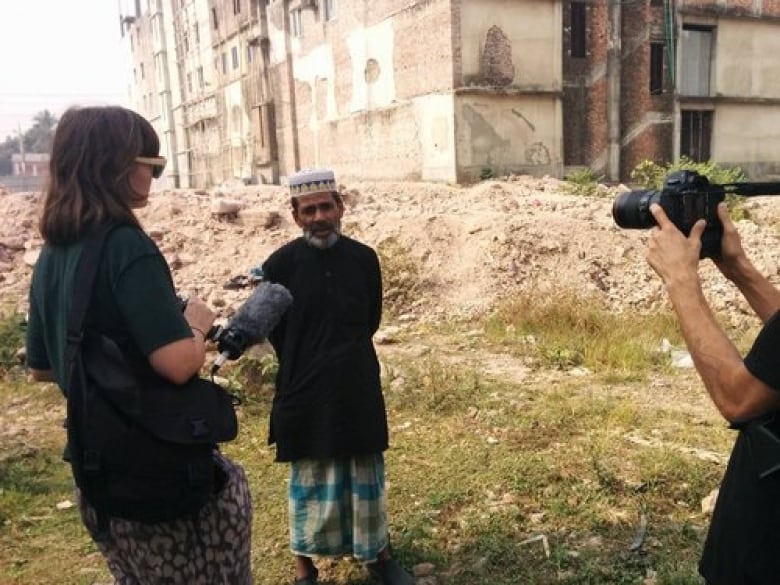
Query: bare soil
3 176 780 325
3 176 778 429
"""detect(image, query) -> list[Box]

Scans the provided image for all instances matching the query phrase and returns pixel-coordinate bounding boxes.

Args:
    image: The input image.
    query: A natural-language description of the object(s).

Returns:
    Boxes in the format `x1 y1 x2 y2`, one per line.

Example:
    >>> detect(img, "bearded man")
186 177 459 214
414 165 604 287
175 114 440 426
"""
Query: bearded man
261 168 413 585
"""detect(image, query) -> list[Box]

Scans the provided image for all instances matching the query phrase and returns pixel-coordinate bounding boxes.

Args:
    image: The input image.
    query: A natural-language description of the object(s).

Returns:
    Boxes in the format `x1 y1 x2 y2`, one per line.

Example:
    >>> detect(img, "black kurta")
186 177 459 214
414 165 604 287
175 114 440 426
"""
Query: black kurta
262 236 389 462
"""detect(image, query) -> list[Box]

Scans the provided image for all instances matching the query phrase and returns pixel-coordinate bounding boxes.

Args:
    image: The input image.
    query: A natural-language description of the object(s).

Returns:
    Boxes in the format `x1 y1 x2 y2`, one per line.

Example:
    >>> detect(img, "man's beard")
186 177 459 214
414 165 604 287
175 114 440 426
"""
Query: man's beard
303 219 341 249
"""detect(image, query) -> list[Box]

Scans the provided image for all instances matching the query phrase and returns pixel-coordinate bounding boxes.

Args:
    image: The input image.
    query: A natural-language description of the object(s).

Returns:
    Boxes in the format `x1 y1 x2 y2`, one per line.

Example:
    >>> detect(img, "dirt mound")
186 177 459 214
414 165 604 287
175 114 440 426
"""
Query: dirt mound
2 177 780 326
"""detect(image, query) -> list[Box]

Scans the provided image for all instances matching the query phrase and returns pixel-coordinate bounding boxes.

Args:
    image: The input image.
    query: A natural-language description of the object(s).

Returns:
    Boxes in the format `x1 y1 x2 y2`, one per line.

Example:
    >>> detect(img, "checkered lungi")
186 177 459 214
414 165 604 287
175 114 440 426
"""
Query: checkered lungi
289 453 388 562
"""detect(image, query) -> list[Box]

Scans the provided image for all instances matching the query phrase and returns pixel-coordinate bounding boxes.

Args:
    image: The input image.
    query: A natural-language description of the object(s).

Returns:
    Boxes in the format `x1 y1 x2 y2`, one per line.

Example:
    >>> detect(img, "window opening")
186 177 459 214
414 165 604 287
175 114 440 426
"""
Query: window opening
650 42 664 95
680 24 713 96
570 2 586 58
291 8 303 38
680 110 713 162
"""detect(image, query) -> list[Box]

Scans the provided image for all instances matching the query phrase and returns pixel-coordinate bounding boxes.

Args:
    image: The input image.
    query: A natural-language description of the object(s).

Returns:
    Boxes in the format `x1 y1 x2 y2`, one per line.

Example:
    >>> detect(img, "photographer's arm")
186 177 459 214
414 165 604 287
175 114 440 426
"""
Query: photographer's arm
713 202 780 323
647 204 780 422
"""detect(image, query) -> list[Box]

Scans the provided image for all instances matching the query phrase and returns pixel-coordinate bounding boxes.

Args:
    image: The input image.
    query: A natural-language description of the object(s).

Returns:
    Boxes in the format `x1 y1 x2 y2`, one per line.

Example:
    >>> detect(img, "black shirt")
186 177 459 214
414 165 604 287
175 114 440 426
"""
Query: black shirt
262 236 389 462
699 310 780 584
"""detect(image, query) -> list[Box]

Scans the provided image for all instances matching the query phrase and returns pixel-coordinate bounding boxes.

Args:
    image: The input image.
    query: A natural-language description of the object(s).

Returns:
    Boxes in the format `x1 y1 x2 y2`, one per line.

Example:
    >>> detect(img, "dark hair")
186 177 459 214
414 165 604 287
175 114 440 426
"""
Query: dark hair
39 106 160 245
290 190 343 211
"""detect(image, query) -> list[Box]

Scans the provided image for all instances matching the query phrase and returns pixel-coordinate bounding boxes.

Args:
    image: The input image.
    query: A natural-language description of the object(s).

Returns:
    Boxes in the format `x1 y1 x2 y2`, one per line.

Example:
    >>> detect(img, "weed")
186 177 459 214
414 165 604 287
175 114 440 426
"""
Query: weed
228 351 277 392
384 356 482 415
483 289 682 375
0 312 26 376
480 166 497 181
562 168 609 198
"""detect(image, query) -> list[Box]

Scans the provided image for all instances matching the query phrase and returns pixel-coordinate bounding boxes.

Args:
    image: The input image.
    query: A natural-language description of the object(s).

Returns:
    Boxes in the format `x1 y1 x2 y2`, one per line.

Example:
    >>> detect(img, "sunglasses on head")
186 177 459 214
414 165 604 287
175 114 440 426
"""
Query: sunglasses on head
134 156 167 179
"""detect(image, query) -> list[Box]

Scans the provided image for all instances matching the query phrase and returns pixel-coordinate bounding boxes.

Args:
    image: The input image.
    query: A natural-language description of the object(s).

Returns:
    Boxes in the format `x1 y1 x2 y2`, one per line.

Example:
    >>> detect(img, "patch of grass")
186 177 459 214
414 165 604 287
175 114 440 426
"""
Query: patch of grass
0 313 732 583
383 357 483 415
223 350 277 400
0 381 109 583
0 311 27 376
479 166 497 181
378 359 724 585
483 289 683 376
0 363 725 584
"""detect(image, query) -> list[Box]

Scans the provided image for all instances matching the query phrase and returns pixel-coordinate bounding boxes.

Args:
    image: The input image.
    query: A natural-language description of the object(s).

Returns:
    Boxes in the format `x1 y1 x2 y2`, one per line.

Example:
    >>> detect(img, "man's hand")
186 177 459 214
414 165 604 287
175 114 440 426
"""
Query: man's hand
645 203 706 289
712 202 749 281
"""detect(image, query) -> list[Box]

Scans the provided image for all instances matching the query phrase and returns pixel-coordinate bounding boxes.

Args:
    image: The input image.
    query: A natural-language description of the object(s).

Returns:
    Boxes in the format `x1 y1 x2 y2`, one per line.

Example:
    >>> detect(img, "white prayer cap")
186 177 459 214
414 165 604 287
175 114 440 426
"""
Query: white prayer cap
288 168 337 197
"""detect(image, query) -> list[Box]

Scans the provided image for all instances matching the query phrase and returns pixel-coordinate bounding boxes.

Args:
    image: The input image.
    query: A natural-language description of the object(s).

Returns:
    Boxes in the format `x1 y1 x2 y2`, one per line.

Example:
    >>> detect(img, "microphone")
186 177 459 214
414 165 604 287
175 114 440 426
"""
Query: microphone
209 282 293 373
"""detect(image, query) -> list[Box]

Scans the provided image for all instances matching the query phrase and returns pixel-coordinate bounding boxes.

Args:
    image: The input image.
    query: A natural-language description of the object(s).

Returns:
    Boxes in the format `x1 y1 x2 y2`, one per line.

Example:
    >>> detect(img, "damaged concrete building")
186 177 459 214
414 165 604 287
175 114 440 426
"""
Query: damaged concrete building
119 0 780 188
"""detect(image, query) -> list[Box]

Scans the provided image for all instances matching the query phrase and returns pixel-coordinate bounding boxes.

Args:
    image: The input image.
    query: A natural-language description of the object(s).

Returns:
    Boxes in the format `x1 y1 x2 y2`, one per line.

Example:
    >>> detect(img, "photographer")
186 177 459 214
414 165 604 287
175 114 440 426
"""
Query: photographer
646 201 780 584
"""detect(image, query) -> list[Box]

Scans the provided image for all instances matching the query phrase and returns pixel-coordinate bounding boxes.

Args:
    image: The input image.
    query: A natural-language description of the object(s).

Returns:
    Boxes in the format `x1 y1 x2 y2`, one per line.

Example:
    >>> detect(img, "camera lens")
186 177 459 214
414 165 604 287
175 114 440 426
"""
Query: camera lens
612 190 659 229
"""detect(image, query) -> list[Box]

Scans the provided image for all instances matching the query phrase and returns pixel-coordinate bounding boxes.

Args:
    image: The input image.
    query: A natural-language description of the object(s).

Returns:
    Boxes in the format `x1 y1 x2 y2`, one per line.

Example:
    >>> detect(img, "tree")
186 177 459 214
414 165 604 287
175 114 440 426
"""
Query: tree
0 110 58 176
0 135 18 176
24 110 58 154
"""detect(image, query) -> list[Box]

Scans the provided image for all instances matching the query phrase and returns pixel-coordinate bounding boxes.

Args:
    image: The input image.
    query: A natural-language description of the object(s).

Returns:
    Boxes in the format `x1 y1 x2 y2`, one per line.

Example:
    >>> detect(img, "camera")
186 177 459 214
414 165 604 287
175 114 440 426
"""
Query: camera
613 170 722 258
613 170 780 259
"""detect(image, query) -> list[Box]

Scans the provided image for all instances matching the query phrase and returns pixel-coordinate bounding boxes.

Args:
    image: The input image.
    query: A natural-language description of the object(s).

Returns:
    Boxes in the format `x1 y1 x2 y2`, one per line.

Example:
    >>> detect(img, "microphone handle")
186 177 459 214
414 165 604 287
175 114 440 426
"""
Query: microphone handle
211 351 230 375
206 324 221 341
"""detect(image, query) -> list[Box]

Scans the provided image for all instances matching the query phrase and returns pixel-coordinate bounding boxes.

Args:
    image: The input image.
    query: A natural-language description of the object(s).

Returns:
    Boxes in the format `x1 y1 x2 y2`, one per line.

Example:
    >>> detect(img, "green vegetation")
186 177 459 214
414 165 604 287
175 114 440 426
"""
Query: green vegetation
562 167 609 198
483 289 683 377
0 289 737 584
479 166 497 181
0 312 27 376
0 110 58 175
629 157 746 192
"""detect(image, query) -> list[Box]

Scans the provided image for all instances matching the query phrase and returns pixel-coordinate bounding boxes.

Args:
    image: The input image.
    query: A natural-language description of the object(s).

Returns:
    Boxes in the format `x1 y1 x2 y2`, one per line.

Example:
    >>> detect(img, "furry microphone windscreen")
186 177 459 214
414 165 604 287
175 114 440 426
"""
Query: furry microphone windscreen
227 281 293 346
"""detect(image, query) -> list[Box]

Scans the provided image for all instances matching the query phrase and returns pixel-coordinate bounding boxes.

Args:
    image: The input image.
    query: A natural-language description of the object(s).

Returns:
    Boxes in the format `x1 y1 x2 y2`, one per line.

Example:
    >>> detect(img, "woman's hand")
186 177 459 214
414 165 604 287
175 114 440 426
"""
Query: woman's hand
183 295 216 338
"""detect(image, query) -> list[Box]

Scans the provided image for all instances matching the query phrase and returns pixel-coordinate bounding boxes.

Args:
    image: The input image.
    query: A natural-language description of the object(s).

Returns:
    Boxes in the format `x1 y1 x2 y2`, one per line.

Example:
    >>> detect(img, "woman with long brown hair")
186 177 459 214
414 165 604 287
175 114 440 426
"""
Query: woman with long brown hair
25 105 253 583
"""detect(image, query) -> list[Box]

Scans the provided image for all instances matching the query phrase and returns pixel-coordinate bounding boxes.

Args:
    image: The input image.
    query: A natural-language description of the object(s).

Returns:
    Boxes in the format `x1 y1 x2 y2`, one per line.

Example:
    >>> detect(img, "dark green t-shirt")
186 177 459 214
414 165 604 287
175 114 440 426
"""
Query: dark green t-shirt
26 225 192 392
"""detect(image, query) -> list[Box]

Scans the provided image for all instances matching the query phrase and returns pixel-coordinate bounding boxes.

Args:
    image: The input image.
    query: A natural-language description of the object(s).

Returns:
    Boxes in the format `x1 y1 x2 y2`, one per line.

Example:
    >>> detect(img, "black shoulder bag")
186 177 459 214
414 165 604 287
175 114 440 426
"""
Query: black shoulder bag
64 224 239 528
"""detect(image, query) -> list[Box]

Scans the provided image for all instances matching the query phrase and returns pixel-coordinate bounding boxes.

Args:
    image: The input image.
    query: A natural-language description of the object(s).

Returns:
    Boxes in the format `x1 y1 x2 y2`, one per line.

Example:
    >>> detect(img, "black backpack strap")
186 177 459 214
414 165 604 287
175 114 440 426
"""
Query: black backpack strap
65 224 116 365
64 222 117 539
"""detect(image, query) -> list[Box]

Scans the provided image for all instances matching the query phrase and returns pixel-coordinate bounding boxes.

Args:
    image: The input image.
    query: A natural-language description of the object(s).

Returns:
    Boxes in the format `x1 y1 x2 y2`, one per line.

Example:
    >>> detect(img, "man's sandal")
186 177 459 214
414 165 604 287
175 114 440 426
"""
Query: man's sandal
367 558 415 584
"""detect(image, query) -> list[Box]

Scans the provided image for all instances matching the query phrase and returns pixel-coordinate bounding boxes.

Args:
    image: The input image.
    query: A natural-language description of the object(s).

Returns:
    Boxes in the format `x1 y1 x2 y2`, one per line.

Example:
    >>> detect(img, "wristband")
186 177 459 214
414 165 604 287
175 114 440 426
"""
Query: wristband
191 326 206 339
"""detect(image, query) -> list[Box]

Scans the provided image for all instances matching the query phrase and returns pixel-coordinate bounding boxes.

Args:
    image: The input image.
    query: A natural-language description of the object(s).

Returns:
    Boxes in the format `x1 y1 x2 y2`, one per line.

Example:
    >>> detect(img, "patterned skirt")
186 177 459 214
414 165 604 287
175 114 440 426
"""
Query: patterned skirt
78 452 253 584
289 453 388 562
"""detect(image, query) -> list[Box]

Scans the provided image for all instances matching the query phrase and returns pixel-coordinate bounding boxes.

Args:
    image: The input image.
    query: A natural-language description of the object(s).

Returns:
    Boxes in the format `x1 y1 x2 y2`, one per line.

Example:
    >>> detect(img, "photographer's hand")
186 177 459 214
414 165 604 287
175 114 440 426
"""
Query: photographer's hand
646 204 780 423
713 202 749 279
713 202 780 323
646 203 706 293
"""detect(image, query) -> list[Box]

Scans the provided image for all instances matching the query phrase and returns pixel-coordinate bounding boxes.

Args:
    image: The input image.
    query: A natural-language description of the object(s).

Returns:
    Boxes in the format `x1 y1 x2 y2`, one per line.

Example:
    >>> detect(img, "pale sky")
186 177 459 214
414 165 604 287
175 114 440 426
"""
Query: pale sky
0 0 132 141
